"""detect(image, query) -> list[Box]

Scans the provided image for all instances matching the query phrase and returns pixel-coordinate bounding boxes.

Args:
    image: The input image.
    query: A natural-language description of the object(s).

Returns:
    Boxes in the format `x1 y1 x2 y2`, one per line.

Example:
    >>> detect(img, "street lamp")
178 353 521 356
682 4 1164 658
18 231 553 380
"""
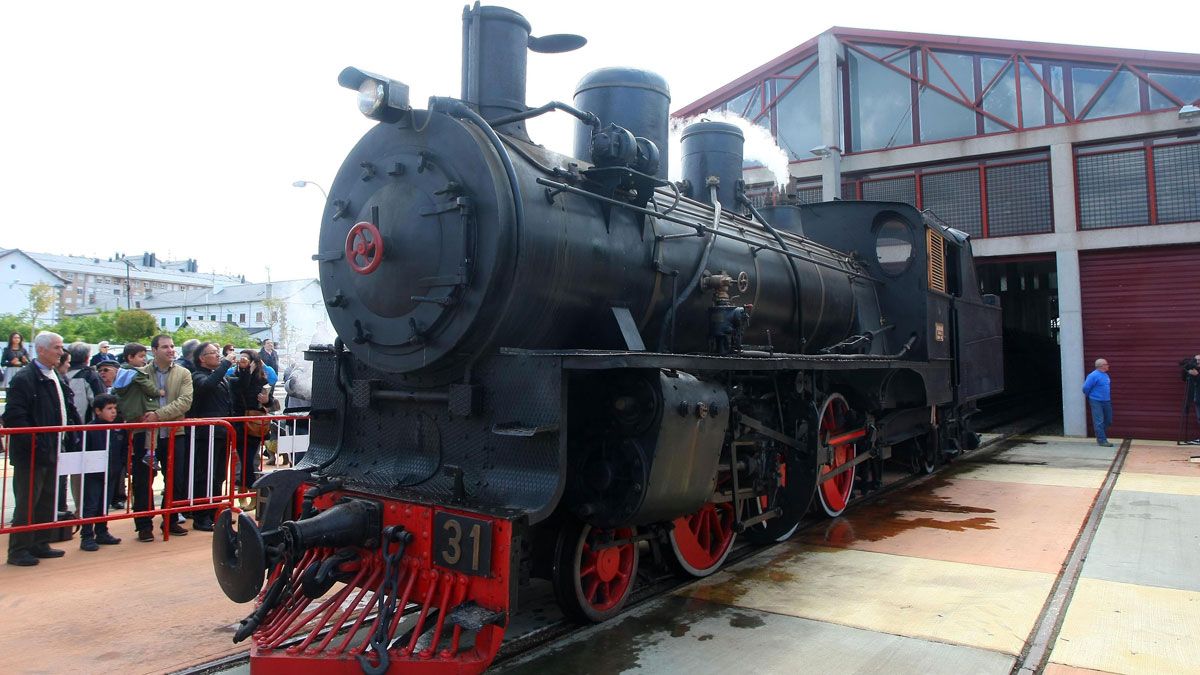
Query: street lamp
116 257 139 310
292 180 328 199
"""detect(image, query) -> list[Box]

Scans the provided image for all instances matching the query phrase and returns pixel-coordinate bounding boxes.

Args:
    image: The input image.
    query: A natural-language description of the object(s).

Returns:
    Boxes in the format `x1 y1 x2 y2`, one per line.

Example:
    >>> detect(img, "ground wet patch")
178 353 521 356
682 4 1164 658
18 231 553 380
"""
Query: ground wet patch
498 595 744 674
804 475 998 546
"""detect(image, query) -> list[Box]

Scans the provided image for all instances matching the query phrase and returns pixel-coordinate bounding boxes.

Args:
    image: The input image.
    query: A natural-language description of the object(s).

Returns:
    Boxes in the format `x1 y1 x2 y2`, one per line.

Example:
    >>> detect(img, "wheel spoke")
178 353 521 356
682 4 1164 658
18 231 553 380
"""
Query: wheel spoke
584 577 601 602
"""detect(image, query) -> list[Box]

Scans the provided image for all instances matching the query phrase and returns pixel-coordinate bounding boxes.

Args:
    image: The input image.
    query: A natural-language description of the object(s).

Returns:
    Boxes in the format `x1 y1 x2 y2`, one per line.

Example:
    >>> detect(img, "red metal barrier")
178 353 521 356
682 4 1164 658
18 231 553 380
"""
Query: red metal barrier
0 415 307 539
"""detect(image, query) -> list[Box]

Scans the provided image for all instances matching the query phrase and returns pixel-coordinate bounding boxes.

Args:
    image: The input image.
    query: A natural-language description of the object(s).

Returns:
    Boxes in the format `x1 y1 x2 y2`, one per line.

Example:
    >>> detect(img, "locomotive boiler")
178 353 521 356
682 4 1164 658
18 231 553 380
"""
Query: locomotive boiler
212 5 1003 674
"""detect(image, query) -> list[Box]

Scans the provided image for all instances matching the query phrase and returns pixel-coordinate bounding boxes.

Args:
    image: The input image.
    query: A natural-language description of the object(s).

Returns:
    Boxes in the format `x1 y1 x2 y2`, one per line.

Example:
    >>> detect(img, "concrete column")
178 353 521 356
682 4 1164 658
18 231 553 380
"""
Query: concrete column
817 32 842 199
1049 142 1086 436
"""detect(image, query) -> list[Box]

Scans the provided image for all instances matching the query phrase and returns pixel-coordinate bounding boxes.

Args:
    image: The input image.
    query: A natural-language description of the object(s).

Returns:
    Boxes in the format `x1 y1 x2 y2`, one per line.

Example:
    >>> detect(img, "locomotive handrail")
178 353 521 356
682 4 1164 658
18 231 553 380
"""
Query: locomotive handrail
487 100 601 130
431 96 531 374
534 176 882 283
659 184 723 350
743 196 804 341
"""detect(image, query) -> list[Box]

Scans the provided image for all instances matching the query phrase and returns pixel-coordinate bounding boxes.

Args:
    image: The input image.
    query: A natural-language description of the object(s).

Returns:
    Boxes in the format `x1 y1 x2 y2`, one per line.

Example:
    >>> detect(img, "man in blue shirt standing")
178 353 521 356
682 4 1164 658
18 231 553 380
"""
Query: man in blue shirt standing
1083 358 1113 447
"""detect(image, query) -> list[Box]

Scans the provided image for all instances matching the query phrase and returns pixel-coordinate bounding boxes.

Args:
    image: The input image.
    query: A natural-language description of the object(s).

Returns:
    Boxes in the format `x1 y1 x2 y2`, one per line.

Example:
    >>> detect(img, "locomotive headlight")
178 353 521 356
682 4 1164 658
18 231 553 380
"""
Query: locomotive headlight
357 80 386 117
338 66 410 121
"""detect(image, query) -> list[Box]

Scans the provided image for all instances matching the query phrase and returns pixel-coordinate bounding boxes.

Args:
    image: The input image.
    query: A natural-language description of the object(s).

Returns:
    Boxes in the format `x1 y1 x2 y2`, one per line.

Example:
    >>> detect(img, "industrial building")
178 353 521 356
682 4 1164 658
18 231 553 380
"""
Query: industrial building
675 29 1200 441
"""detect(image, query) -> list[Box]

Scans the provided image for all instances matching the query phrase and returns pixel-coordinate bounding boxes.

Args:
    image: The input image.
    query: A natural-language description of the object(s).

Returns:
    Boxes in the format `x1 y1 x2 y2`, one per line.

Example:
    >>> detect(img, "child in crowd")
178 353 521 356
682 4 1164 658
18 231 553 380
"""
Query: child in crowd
112 343 160 467
80 394 123 551
95 360 126 507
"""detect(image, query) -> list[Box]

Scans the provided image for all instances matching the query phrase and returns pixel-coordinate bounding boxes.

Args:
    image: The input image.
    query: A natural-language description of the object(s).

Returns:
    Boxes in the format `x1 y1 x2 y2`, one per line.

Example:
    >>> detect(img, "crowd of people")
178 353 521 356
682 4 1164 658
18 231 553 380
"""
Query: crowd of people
3 331 287 567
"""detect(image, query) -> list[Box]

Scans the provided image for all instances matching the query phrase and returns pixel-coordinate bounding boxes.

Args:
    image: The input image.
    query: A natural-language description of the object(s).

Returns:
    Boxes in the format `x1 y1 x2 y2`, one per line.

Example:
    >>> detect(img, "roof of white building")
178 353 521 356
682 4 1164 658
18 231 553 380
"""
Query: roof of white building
25 251 243 286
0 248 70 285
145 279 318 308
72 278 319 315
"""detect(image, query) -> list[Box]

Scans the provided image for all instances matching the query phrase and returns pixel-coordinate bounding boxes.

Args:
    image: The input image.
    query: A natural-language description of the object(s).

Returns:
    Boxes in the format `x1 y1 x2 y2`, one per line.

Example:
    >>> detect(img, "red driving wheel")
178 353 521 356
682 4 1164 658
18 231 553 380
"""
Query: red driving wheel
345 221 384 274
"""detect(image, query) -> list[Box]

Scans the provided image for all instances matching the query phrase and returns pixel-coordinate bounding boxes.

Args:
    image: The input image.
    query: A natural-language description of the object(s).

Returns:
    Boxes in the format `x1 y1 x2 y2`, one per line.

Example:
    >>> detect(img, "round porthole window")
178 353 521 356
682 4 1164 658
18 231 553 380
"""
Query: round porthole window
875 218 914 275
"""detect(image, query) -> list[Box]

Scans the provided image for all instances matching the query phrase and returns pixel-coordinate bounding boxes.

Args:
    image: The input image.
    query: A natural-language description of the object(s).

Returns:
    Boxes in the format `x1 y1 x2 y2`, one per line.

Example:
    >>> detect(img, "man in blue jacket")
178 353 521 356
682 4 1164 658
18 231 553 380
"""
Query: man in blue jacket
1083 358 1113 447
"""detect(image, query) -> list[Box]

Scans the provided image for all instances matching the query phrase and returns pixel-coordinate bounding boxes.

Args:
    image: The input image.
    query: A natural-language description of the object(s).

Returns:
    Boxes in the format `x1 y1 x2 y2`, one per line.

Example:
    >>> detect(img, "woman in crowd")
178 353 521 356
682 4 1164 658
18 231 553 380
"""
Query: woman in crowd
227 349 274 492
2 332 31 390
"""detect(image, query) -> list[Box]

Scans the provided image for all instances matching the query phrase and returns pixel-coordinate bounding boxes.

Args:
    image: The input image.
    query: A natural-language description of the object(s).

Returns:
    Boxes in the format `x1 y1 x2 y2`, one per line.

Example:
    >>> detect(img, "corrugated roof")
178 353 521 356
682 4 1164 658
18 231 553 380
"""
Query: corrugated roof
26 251 242 285
133 279 318 310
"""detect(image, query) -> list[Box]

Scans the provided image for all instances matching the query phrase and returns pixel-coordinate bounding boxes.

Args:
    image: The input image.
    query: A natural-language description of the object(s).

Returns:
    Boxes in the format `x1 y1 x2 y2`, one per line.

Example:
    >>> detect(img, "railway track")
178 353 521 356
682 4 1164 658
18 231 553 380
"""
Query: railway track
489 409 1058 669
181 409 1056 675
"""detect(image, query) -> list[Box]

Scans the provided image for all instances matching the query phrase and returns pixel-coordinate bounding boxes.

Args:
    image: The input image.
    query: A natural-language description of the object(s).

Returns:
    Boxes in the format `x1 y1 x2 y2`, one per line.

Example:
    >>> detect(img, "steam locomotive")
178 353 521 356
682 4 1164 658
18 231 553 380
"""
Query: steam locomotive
211 4 1002 673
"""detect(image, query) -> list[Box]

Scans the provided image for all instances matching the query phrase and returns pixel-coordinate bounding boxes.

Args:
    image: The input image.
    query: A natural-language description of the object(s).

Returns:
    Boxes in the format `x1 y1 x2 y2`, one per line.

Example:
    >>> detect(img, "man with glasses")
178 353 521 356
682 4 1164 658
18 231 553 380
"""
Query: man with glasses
187 342 237 531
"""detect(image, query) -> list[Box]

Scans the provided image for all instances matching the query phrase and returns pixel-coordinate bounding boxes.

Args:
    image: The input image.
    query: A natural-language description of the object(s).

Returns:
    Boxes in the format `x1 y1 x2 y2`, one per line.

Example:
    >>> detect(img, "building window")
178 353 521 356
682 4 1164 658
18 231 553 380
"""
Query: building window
1073 67 1139 120
161 317 166 327
861 175 916 206
239 313 246 323
256 311 263 323
174 317 180 326
844 153 1052 239
1153 142 1200 224
847 45 914 150
773 57 821 161
1077 148 1149 229
919 51 977 143
985 162 1053 236
1077 138 1200 230
922 169 982 237
210 314 216 321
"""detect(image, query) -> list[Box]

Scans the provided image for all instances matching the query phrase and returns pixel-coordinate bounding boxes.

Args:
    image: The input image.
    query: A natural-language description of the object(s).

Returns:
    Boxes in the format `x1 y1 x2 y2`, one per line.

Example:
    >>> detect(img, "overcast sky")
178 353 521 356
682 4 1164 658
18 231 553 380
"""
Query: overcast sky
2 0 1193 283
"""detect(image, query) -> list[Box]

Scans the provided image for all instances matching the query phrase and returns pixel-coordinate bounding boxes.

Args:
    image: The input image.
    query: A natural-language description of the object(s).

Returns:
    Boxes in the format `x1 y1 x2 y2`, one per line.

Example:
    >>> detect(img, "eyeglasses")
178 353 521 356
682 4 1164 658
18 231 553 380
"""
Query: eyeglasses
200 350 220 357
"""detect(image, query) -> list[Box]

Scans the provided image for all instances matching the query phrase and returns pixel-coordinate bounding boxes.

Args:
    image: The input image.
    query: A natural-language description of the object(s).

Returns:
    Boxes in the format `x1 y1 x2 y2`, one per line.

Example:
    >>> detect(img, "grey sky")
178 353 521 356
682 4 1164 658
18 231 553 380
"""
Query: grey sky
2 0 1191 284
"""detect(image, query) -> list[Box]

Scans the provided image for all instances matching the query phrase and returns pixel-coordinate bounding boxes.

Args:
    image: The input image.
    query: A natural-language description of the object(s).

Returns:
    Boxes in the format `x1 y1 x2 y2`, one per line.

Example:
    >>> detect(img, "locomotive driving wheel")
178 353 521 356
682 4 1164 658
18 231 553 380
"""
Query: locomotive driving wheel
741 441 819 545
669 499 736 577
817 393 860 518
912 427 940 475
552 520 639 623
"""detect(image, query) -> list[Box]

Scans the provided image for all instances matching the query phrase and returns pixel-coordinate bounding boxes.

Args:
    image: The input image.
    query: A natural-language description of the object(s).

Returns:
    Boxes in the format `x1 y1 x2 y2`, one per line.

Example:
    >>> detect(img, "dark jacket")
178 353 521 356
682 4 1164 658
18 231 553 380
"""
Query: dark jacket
260 348 279 374
89 351 118 367
83 417 126 460
3 345 30 368
174 356 195 373
229 366 269 414
190 358 236 419
2 362 82 468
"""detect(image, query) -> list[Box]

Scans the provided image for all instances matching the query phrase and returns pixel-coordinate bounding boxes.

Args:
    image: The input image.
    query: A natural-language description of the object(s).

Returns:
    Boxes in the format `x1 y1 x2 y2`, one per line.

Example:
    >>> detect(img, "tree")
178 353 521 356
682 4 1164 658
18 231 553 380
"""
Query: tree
0 313 32 343
49 311 120 344
25 282 56 332
114 309 158 341
174 322 254 348
262 297 296 351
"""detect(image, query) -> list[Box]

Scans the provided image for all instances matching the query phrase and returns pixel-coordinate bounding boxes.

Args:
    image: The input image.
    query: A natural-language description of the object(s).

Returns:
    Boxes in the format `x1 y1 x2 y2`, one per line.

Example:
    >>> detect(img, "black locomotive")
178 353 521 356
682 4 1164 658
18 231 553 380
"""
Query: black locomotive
212 5 1002 673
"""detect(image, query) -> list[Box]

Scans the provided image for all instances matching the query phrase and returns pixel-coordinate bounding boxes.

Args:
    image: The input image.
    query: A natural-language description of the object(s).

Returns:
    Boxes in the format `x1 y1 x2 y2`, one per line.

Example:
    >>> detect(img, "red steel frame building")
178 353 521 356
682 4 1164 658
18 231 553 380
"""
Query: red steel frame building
675 29 1200 441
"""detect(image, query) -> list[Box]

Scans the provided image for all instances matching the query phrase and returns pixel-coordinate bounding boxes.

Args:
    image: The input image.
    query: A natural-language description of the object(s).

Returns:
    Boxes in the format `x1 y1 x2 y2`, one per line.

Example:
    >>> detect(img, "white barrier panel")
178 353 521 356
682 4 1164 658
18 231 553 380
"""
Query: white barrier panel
56 449 109 476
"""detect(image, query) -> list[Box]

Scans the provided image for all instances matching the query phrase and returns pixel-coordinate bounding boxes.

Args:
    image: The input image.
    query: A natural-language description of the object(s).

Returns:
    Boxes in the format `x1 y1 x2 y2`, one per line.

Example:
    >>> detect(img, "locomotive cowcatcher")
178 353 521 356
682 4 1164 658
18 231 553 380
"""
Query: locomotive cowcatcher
211 4 1003 673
